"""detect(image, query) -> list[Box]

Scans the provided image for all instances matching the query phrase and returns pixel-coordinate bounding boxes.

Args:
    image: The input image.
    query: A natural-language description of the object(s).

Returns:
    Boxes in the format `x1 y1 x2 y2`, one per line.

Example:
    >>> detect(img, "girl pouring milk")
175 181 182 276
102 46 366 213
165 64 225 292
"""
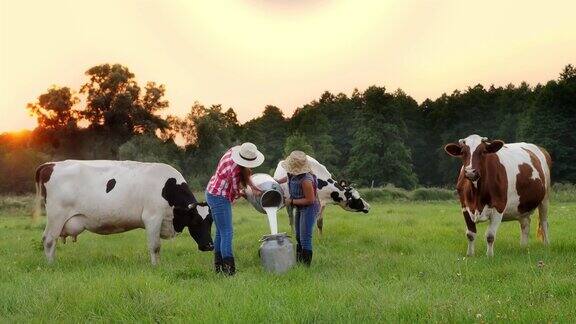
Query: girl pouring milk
206 142 264 276
276 151 320 266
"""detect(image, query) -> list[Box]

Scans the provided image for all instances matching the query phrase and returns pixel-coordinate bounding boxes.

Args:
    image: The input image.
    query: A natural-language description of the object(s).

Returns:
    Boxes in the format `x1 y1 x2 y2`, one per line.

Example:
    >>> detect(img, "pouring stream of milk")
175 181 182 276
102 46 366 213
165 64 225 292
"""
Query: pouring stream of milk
263 207 279 234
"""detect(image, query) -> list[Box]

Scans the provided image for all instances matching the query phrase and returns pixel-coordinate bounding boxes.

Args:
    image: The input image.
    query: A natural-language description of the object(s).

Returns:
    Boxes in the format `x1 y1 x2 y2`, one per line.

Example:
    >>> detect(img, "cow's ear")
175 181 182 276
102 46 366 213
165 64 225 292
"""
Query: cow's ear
444 143 462 157
485 140 504 153
339 180 349 188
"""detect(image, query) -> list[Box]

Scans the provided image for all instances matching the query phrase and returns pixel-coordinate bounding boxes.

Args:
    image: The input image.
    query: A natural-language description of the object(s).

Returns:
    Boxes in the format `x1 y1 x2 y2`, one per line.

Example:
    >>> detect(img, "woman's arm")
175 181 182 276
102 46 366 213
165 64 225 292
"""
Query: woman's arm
241 167 262 195
286 180 316 206
275 176 288 184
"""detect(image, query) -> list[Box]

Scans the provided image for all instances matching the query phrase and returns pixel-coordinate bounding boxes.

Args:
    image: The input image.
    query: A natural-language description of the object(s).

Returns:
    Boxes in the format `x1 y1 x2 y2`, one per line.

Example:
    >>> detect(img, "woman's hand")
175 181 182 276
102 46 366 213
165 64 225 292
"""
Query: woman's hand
249 185 262 196
285 197 293 206
239 189 247 198
275 176 288 184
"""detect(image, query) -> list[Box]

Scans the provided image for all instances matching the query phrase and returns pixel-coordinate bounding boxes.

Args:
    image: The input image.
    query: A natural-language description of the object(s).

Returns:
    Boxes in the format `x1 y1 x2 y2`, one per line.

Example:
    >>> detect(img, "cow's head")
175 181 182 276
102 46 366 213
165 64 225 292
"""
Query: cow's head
444 134 504 181
330 180 370 213
162 178 213 251
173 202 214 251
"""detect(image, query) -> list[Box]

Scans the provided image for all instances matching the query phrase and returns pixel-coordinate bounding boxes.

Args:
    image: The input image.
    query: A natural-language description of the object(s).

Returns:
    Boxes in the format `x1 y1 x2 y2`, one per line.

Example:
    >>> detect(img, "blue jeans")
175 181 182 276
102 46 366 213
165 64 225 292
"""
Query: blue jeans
295 206 316 251
206 192 234 258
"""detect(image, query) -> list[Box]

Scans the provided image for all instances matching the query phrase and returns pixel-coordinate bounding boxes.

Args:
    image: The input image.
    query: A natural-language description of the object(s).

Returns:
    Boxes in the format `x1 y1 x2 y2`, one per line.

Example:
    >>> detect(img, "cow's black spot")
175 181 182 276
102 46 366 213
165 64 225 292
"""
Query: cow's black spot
35 163 55 201
106 179 116 193
330 191 343 202
327 178 334 184
317 179 328 189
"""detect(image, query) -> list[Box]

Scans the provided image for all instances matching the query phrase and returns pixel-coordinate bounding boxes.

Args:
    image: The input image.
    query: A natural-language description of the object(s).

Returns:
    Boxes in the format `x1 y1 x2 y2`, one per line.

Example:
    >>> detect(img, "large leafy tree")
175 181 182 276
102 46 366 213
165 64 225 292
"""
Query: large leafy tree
27 86 78 131
26 86 81 156
80 64 168 137
76 64 169 158
348 86 417 189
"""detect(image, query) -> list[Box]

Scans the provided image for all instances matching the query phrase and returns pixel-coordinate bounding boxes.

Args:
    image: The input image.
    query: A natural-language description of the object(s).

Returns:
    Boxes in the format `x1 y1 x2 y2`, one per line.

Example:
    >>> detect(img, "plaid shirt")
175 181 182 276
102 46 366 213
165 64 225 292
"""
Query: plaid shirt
206 149 242 202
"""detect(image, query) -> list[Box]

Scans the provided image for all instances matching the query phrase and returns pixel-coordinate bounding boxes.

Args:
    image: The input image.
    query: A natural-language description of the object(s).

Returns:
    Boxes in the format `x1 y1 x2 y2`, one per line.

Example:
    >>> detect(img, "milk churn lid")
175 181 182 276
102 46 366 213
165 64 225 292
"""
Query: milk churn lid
260 232 290 243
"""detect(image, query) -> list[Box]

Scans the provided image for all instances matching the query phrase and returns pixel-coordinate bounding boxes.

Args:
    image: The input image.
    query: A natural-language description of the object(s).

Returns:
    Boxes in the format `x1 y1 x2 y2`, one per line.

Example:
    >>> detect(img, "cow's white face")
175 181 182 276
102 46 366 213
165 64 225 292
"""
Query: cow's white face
445 134 505 181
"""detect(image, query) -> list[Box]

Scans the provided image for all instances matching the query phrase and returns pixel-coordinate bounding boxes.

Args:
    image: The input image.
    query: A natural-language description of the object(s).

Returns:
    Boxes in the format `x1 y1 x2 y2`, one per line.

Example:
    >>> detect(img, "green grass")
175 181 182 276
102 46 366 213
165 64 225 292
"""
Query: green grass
1 197 576 322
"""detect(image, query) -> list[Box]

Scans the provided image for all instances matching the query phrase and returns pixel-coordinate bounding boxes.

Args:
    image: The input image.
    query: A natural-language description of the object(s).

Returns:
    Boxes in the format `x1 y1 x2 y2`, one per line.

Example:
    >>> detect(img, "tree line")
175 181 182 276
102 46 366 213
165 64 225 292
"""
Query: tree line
1 63 575 194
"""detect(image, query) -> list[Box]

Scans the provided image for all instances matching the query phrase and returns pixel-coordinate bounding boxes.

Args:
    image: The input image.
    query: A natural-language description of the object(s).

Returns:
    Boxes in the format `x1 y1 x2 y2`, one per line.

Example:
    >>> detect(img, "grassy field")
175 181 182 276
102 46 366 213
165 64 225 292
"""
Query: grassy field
1 196 576 322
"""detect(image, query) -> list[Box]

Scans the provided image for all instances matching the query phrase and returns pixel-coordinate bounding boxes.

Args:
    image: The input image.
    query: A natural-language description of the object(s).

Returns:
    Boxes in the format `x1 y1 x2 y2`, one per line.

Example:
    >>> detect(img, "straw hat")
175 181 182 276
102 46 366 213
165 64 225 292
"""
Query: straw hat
281 151 312 175
231 142 265 168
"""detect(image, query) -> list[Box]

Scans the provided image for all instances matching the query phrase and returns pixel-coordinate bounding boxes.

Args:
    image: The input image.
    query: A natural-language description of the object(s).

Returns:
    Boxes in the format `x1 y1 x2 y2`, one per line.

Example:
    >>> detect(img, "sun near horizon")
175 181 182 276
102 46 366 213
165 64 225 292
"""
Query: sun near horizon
1 0 576 133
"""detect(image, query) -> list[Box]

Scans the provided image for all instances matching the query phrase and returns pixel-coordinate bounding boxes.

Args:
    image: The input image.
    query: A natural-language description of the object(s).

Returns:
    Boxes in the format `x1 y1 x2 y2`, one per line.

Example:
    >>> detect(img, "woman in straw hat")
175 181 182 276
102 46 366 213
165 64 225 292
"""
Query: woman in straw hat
206 142 265 276
276 151 320 266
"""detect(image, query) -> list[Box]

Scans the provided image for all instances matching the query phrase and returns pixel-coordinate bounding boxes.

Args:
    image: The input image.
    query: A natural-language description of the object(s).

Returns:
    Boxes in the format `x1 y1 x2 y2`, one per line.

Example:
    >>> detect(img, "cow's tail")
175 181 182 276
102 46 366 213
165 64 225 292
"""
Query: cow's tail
537 219 544 242
537 198 548 242
537 146 552 243
32 165 44 221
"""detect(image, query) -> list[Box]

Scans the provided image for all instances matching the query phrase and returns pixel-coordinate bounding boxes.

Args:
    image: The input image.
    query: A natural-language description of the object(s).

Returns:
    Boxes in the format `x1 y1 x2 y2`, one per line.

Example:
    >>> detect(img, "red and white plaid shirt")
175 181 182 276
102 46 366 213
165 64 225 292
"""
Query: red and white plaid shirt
206 149 242 202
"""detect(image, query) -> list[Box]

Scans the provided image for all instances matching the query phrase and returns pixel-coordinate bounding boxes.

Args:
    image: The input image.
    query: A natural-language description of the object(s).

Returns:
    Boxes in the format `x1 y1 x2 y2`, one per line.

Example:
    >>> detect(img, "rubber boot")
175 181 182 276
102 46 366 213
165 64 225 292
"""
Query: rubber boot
296 243 303 263
301 249 313 267
222 257 236 276
214 251 223 274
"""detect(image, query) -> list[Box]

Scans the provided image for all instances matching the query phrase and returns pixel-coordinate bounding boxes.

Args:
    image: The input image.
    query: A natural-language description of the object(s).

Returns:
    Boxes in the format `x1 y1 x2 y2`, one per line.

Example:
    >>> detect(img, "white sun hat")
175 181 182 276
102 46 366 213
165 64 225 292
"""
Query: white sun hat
231 142 265 168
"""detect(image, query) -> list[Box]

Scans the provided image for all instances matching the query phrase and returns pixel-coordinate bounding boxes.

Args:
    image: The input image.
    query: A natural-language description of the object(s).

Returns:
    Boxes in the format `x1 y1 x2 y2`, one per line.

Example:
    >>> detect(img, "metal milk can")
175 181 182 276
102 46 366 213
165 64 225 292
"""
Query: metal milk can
259 233 296 273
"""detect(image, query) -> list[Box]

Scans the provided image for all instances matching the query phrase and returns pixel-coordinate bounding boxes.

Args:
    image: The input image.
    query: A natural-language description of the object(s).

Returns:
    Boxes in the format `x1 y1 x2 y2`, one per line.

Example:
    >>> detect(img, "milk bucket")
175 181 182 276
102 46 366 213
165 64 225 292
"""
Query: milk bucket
245 173 285 234
245 173 285 213
259 233 296 274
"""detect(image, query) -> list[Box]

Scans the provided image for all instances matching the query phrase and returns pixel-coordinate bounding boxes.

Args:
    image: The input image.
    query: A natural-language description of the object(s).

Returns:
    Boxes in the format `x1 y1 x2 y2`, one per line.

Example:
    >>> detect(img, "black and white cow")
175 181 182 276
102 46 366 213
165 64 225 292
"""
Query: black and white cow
274 155 370 233
34 160 213 265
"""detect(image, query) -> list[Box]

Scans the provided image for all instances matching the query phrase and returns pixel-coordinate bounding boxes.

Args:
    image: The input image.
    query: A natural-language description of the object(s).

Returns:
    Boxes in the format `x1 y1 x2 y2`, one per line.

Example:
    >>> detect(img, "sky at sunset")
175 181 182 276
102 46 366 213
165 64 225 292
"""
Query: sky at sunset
1 0 575 133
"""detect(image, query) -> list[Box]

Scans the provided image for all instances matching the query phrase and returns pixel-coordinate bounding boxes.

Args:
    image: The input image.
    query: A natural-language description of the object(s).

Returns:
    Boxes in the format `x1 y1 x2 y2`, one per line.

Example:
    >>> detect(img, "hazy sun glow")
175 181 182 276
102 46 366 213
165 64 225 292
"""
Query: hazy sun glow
1 0 575 132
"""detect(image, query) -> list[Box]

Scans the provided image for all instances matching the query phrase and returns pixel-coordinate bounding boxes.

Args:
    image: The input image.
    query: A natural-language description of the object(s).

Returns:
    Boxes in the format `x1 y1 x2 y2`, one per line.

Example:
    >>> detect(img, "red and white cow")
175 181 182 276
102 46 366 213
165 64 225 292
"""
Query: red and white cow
34 160 213 265
444 134 551 256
